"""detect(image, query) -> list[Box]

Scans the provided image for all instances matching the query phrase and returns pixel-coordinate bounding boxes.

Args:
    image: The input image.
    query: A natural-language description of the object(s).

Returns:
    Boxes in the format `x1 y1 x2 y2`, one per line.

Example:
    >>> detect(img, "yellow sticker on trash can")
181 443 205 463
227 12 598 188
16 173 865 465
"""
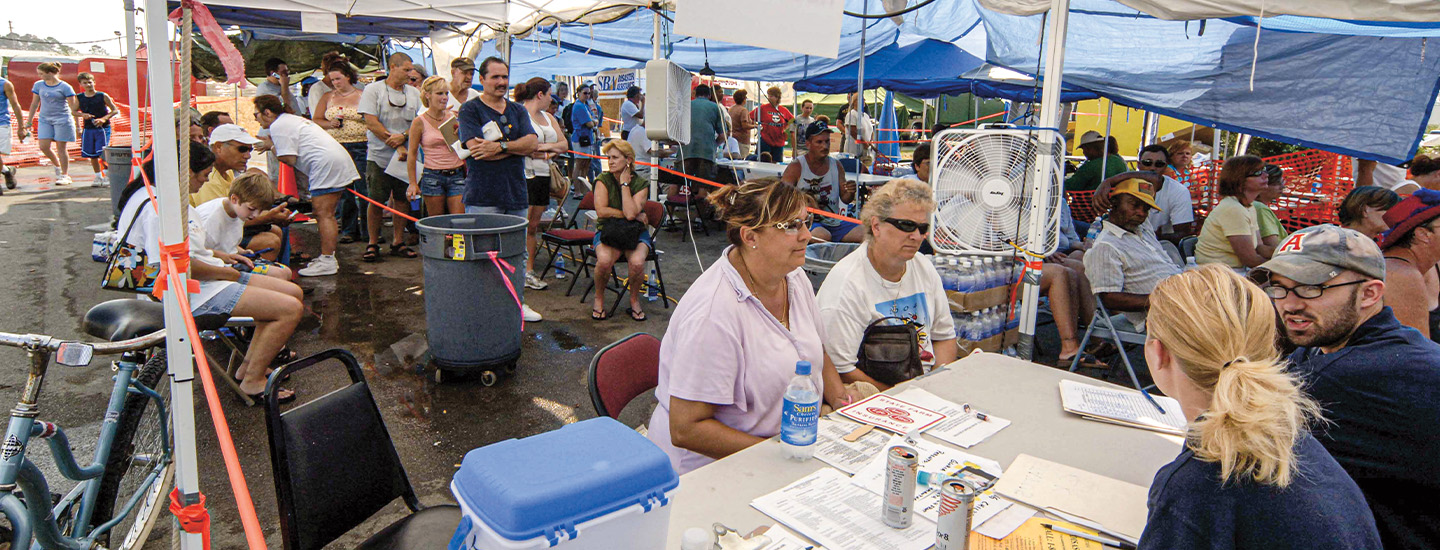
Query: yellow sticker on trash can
445 234 466 260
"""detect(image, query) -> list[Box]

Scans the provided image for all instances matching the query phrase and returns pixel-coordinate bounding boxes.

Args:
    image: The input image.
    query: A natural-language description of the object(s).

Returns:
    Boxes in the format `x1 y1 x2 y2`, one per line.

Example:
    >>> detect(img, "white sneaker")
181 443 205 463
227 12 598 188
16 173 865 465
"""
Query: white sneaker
92 173 108 187
522 304 543 322
55 174 72 186
524 271 549 290
298 254 339 277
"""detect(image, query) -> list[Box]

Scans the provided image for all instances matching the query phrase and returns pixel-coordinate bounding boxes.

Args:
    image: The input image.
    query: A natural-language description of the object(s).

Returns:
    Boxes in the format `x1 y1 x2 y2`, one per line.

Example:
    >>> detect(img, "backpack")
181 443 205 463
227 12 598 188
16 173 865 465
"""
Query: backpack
561 102 577 135
856 317 925 386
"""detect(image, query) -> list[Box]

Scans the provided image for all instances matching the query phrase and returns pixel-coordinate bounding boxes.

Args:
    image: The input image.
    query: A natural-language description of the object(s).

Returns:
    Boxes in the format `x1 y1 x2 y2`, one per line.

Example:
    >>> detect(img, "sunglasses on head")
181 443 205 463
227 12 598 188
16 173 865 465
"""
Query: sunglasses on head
1139 159 1167 168
883 217 930 234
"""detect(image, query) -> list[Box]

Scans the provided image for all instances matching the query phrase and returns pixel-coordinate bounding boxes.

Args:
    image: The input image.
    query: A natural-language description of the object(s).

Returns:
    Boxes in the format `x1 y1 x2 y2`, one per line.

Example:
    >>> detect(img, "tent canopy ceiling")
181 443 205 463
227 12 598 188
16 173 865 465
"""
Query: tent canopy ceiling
977 0 1440 22
189 0 649 38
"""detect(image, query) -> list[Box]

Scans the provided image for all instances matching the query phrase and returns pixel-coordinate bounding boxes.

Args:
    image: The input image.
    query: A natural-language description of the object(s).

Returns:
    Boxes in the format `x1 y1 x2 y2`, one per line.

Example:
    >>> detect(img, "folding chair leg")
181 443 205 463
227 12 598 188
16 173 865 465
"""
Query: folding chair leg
655 260 670 309
537 243 560 279
1118 347 1147 392
1069 316 1101 372
213 334 255 406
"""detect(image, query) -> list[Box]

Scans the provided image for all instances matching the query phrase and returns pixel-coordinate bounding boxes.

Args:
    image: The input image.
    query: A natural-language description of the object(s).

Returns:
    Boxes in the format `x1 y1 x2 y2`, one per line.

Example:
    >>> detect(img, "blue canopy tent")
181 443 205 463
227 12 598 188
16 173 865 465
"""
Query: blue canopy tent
978 0 1440 164
172 2 448 38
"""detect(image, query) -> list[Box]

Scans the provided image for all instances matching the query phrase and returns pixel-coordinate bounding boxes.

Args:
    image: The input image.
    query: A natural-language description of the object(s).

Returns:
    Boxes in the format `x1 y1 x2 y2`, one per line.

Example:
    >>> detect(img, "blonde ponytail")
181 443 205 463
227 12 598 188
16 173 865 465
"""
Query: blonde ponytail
1147 265 1321 487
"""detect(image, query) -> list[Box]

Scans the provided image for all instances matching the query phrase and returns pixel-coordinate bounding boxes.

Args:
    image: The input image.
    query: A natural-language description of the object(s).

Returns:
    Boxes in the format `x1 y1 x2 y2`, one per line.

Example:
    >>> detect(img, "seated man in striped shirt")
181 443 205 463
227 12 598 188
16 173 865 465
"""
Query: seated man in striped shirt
1081 178 1182 332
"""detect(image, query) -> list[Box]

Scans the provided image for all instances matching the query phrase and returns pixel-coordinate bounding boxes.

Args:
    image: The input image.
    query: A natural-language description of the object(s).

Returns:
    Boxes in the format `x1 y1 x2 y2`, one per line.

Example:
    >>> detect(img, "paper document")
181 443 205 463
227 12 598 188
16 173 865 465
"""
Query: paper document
1058 379 1186 435
851 435 1011 524
968 518 1107 550
751 468 935 550
991 454 1148 543
973 502 1034 540
760 525 825 550
838 394 947 435
814 417 891 474
891 388 1011 448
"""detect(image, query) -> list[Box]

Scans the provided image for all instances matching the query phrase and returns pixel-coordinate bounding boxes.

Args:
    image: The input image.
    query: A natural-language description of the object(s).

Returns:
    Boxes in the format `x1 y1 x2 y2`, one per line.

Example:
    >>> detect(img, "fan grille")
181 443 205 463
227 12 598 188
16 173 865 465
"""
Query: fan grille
929 128 1065 257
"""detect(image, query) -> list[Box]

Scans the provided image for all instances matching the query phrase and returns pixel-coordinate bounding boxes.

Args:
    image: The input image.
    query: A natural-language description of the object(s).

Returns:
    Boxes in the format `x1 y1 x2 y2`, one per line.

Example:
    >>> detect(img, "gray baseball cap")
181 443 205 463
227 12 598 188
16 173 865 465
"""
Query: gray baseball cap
1249 224 1385 286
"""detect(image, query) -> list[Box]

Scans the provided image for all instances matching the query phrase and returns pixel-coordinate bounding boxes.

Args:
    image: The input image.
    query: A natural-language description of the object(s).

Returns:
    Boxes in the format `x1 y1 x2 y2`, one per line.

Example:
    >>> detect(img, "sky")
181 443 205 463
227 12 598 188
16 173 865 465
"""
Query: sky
8 0 135 56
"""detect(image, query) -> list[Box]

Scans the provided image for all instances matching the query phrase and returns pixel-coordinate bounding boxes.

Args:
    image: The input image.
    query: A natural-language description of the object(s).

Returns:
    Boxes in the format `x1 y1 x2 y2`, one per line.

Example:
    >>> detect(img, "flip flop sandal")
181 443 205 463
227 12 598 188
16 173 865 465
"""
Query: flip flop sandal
362 244 382 262
1059 352 1109 370
244 386 296 406
273 347 299 365
627 308 646 322
339 234 356 244
591 308 610 321
390 245 418 258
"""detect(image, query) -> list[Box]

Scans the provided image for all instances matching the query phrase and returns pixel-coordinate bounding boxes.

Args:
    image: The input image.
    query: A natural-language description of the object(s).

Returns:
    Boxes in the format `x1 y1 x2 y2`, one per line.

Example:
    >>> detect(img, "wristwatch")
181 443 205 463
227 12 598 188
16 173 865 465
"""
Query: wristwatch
501 141 509 153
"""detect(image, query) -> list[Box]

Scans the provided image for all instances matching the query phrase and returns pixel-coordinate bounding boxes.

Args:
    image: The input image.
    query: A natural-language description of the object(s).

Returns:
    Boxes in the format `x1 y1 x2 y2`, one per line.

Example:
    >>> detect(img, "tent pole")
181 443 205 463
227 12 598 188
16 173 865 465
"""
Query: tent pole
1099 99 1113 185
1018 0 1072 361
124 0 143 151
855 0 867 155
142 1 203 548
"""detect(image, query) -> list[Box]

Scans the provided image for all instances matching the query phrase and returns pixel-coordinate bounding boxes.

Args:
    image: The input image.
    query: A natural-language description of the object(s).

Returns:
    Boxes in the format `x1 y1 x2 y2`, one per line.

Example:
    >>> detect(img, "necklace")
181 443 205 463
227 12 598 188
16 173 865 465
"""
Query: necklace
736 250 790 329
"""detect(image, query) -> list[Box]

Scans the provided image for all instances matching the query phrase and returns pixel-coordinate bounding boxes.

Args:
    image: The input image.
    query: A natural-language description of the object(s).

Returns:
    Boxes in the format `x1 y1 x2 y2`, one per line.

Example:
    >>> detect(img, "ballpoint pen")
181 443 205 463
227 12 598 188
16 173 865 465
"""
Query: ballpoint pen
1041 523 1136 549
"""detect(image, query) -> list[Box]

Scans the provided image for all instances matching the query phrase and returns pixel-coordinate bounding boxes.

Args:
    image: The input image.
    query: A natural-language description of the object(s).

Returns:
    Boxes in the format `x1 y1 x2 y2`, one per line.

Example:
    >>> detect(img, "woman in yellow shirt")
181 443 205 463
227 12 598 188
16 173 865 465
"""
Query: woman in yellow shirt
1195 155 1272 270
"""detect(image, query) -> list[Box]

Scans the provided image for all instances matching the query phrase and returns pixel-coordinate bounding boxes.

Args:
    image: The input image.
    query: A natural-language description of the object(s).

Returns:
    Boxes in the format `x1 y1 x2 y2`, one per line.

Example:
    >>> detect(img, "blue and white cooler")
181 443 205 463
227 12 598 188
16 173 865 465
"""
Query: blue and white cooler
448 417 680 549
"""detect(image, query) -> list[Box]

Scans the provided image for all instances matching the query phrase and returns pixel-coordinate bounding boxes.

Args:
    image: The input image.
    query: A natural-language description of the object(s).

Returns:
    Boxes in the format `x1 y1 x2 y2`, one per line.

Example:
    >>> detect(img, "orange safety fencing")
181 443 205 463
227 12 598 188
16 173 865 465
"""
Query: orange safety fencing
1065 149 1353 234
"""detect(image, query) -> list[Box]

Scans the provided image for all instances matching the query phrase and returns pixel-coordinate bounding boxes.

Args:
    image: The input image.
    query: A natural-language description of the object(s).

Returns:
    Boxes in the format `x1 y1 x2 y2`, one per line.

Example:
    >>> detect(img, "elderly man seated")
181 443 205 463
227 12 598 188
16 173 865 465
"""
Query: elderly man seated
1081 178 1182 332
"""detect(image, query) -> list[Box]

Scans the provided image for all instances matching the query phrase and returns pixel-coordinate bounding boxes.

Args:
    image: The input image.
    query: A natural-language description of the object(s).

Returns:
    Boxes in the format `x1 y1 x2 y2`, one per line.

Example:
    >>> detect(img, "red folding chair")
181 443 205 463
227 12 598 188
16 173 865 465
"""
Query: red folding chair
587 333 662 418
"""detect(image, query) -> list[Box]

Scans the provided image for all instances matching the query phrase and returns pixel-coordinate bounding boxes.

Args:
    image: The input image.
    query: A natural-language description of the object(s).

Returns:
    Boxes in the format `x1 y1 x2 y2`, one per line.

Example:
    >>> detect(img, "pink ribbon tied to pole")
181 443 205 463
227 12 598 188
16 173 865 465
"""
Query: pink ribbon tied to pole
486 251 524 331
169 0 247 86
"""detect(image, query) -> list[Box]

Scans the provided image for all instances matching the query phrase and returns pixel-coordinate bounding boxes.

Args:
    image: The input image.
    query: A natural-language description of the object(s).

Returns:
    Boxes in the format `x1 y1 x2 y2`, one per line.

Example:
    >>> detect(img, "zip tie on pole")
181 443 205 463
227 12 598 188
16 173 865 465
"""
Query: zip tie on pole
168 489 211 549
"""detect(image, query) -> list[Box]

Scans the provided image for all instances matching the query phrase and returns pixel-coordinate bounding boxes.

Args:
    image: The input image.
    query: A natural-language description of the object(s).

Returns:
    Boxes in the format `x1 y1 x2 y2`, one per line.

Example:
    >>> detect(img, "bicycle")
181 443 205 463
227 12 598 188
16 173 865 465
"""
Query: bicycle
0 297 175 549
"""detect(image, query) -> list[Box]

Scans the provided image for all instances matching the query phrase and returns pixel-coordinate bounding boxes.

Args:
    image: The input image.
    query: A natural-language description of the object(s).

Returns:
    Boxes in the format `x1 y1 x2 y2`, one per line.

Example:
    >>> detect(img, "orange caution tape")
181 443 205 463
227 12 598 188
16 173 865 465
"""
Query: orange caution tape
348 189 420 223
150 239 200 300
168 488 211 549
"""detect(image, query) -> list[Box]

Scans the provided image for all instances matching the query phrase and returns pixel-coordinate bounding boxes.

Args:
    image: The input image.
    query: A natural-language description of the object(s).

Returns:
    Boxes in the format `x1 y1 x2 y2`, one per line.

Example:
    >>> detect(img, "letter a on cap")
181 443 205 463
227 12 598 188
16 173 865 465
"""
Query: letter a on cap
1278 233 1306 254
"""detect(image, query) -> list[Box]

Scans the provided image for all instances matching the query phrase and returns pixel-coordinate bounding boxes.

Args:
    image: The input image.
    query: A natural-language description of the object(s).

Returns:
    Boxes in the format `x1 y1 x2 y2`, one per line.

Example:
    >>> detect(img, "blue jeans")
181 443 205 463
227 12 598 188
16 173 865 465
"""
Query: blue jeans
464 206 528 216
419 168 466 197
336 141 368 238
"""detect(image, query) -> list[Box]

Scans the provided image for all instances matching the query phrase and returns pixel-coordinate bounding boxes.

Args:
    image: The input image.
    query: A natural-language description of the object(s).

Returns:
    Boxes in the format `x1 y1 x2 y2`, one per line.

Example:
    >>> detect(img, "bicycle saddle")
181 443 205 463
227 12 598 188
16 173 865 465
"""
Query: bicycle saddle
84 300 166 342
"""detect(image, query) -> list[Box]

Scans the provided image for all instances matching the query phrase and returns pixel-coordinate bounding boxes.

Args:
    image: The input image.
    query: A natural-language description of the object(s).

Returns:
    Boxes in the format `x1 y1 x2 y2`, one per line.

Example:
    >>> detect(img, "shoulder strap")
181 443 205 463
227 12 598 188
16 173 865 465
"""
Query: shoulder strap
116 197 153 248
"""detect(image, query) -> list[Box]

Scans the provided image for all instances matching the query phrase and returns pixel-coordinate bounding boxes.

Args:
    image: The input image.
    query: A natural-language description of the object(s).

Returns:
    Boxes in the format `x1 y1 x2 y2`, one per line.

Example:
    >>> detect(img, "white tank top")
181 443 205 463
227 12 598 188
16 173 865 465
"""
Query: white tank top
526 110 560 178
796 155 844 227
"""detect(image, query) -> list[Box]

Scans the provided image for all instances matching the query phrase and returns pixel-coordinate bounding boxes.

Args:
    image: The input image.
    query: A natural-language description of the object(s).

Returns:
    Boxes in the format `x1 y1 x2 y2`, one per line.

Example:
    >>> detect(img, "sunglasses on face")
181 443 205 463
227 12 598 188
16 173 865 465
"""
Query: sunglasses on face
235 145 253 154
772 215 815 235
1139 159 1167 168
883 217 930 234
1247 170 1268 177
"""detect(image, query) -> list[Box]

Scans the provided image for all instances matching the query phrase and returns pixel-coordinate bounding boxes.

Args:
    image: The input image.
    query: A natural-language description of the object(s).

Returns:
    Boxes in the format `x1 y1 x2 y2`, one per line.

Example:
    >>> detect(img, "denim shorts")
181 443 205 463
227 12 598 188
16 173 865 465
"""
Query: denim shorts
192 280 246 317
420 167 466 197
37 118 76 142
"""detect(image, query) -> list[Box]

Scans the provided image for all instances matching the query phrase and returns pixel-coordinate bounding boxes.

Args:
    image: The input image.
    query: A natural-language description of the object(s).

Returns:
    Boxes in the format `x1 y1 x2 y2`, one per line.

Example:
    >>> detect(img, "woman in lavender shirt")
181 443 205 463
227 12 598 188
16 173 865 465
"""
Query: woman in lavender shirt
649 178 861 474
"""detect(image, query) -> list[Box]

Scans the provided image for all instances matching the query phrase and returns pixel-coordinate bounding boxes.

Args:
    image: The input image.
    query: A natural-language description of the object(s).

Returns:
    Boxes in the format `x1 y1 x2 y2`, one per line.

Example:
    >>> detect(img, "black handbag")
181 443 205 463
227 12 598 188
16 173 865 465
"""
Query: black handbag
599 218 646 250
856 316 924 386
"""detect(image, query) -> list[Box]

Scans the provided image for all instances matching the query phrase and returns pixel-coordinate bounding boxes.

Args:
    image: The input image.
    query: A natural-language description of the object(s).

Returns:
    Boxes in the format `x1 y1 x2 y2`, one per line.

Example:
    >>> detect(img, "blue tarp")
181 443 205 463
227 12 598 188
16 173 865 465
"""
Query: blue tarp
172 2 444 38
979 0 1440 164
480 40 643 82
792 35 986 96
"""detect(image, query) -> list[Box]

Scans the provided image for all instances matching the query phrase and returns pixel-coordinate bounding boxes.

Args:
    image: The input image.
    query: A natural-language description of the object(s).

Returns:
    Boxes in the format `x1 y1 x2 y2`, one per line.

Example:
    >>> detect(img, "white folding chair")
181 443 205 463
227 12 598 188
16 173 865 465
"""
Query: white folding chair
1069 300 1154 392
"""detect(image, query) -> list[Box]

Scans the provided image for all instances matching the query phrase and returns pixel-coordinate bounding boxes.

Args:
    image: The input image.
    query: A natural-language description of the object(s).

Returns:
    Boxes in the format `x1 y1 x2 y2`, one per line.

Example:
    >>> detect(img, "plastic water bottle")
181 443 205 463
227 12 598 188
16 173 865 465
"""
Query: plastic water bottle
555 255 567 279
985 258 999 289
957 259 974 293
781 361 821 461
645 269 659 301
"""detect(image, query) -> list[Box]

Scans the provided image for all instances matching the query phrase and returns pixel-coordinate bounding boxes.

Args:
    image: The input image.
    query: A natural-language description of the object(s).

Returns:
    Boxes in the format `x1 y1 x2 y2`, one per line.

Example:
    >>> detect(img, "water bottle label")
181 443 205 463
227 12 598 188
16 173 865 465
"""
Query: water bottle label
780 397 820 446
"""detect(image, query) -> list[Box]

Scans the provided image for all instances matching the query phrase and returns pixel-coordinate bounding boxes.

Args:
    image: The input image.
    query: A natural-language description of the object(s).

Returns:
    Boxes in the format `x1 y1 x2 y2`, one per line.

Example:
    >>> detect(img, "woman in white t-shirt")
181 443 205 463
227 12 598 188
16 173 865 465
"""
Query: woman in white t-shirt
816 178 958 390
115 143 303 401
515 77 572 289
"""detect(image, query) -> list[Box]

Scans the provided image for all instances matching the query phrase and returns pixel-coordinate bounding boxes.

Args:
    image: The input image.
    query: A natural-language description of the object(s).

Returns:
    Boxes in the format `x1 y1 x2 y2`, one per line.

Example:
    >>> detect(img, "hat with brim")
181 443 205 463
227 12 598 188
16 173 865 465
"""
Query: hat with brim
1249 224 1386 286
803 120 839 142
1109 178 1162 211
451 57 476 71
1379 190 1440 249
208 124 260 146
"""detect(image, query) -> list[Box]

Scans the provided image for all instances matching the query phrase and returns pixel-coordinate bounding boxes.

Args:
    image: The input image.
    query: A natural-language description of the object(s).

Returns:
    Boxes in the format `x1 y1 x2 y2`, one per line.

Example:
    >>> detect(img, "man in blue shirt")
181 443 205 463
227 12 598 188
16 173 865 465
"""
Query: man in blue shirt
1251 224 1440 550
677 84 725 206
458 56 542 322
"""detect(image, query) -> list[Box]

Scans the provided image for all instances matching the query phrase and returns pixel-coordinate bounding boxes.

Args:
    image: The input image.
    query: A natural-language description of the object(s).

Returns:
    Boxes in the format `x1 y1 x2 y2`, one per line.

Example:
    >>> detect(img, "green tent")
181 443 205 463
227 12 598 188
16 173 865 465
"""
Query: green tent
795 89 923 127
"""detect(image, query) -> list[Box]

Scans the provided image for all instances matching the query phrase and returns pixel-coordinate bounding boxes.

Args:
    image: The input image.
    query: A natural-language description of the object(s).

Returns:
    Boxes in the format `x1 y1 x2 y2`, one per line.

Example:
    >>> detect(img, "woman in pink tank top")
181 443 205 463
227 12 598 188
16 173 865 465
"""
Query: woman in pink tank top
405 76 467 216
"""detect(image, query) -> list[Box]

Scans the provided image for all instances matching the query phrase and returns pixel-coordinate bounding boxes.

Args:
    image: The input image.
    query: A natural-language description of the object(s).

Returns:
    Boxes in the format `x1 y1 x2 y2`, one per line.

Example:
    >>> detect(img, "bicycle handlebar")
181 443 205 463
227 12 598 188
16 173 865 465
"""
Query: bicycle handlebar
0 330 167 355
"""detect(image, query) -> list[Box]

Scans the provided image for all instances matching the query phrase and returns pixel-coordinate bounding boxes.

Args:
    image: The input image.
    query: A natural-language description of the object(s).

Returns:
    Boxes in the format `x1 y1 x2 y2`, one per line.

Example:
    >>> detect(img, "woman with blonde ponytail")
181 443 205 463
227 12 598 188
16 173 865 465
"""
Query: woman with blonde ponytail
1138 265 1380 549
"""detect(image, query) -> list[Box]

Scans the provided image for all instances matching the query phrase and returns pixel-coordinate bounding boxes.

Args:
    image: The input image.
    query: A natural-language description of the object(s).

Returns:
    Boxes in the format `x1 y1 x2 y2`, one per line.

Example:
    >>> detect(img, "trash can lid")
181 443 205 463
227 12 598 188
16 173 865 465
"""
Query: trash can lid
417 213 527 234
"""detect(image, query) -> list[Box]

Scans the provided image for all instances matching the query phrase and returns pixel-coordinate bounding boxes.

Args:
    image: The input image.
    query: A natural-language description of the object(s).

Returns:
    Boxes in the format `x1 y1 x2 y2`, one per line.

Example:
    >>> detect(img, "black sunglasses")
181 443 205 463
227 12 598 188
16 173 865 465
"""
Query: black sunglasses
1139 159 1167 167
235 145 253 153
883 217 930 234
1247 169 1267 177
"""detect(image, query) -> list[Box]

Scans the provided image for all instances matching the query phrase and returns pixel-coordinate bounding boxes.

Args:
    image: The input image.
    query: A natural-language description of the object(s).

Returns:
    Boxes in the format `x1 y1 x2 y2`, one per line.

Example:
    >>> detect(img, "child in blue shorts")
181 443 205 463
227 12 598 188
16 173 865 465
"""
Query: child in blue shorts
76 73 117 186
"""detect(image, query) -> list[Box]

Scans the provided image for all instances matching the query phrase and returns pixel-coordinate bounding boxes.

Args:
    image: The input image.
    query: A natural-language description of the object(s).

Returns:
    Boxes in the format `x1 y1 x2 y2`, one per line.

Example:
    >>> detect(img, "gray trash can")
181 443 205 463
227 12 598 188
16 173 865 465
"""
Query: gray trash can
105 146 133 217
416 213 527 382
803 242 861 290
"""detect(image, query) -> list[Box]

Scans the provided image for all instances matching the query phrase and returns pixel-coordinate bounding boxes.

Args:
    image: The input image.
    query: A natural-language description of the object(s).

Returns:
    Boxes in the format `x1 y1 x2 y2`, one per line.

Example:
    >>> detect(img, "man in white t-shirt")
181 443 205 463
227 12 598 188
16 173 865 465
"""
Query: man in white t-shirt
446 57 478 110
791 99 814 160
358 52 423 256
817 179 957 390
1093 144 1196 249
843 93 875 157
619 86 644 140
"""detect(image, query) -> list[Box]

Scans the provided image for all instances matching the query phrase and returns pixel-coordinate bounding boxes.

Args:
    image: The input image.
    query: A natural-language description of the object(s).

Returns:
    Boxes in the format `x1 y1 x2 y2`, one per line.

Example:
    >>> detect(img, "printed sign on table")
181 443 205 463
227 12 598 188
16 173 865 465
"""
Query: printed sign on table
837 393 946 435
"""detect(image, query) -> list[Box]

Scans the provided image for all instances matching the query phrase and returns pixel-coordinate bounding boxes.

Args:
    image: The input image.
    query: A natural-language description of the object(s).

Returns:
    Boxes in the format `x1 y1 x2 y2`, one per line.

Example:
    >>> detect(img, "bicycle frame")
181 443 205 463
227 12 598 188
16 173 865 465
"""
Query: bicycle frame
0 339 172 549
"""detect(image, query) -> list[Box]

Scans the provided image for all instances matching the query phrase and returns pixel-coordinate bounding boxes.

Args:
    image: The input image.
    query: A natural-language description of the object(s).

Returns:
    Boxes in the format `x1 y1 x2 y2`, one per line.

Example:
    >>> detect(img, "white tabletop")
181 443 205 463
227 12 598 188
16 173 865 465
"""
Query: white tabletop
717 158 892 185
663 353 1183 548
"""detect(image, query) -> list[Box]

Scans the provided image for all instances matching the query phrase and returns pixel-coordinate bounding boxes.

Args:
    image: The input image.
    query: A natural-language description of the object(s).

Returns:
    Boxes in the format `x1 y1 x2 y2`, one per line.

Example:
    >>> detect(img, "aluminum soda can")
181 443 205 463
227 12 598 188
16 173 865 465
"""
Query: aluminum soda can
882 445 920 529
935 477 978 550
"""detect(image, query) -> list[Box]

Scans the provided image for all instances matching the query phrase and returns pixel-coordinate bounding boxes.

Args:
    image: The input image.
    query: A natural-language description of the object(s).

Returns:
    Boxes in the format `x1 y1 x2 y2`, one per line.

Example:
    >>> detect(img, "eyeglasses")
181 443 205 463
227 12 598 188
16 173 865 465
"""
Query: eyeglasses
883 217 930 234
1138 159 1167 168
1262 279 1367 300
235 145 253 154
772 215 814 235
1247 170 1268 178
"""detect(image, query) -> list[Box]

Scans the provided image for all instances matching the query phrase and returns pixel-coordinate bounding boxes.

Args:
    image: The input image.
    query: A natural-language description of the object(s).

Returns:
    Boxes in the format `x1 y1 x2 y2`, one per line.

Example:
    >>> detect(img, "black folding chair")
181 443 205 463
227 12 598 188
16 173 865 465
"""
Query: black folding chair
266 349 461 550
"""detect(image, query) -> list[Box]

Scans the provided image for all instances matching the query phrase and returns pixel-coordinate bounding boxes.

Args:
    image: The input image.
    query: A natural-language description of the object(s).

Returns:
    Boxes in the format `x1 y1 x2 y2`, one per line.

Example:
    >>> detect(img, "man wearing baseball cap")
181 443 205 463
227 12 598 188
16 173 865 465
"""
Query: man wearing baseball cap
783 120 860 243
1082 178 1180 332
196 123 289 259
1064 129 1125 192
1251 223 1440 550
1378 189 1440 340
447 57 478 110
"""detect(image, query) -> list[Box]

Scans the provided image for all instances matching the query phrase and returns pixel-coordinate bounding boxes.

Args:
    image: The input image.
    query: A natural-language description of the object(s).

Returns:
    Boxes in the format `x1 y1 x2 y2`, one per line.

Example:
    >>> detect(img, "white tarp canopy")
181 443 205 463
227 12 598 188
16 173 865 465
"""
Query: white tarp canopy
977 0 1440 21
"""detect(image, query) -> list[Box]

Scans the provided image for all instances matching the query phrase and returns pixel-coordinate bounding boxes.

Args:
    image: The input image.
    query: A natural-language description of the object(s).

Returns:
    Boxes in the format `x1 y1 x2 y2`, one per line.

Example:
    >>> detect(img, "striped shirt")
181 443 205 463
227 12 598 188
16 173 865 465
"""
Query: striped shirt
1082 221 1182 331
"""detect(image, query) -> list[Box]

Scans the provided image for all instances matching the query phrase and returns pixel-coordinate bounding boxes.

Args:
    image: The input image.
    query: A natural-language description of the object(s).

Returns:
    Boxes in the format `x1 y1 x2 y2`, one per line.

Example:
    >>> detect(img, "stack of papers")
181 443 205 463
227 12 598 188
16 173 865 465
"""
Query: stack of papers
891 388 1011 447
991 454 1149 544
813 417 892 474
751 468 935 550
1058 380 1186 435
848 435 1010 524
837 394 947 434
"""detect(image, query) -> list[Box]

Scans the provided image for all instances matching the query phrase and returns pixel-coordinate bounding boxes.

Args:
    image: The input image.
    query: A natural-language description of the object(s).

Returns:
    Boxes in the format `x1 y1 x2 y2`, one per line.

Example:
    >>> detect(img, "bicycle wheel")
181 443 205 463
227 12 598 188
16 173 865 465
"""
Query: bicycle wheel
92 349 174 549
